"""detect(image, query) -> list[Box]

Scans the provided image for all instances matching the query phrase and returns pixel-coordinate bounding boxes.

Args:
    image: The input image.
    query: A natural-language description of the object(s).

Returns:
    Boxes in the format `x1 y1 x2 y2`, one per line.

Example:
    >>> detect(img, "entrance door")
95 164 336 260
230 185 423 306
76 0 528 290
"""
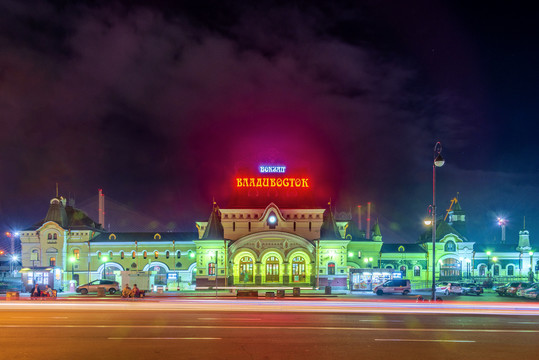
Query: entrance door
239 256 254 283
292 256 306 282
265 256 280 282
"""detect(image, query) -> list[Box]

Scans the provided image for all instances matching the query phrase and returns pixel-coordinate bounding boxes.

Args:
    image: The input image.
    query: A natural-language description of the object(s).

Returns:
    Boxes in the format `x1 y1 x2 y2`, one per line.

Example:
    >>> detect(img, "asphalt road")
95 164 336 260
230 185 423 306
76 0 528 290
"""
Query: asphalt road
1 300 539 360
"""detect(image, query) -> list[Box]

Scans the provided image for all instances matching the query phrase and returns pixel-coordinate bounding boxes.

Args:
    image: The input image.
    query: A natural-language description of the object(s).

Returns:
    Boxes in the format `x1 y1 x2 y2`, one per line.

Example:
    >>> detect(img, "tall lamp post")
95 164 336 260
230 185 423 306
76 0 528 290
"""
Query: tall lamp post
101 256 109 280
430 142 445 301
486 251 491 276
497 218 507 244
529 251 534 281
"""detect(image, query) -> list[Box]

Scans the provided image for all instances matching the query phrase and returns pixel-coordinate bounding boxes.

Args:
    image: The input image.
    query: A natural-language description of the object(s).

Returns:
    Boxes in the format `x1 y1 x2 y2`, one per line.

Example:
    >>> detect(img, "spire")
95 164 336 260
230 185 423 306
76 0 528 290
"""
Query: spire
201 201 224 240
320 200 342 240
371 219 382 242
44 197 68 227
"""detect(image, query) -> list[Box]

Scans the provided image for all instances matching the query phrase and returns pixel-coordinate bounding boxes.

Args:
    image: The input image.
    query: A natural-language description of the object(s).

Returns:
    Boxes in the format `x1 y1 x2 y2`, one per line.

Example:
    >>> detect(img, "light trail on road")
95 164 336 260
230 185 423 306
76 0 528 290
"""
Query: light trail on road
2 299 539 316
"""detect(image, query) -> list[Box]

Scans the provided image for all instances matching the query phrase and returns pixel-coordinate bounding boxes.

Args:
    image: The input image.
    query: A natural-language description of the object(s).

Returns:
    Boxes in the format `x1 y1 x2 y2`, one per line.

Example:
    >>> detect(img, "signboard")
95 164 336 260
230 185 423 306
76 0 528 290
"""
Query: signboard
236 177 309 188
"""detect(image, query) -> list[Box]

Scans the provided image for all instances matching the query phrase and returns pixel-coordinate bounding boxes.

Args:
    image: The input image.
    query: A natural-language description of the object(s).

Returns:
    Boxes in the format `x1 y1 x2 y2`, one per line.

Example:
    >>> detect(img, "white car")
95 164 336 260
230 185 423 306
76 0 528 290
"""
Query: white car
436 282 462 295
76 279 119 295
373 279 411 295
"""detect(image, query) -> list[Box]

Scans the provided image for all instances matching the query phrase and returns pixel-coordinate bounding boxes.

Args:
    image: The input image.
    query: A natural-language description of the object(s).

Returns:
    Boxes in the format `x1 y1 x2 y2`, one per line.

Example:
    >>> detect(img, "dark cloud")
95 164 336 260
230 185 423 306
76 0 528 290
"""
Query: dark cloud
1 0 538 246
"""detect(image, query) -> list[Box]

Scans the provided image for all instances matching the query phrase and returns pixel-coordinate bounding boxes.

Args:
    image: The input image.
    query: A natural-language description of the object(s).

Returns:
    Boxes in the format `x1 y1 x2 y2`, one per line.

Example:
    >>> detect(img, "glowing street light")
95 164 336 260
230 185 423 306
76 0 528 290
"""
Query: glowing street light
497 217 507 244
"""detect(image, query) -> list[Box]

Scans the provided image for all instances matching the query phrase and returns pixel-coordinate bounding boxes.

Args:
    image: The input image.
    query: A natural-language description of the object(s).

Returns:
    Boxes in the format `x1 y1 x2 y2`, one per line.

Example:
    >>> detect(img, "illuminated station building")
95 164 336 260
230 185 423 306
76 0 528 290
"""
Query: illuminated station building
18 166 535 292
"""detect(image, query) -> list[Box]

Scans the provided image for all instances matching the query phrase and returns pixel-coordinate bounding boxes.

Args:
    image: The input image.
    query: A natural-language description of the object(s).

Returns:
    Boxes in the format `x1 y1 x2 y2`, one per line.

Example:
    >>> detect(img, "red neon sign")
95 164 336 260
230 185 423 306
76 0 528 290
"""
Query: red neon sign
236 177 309 188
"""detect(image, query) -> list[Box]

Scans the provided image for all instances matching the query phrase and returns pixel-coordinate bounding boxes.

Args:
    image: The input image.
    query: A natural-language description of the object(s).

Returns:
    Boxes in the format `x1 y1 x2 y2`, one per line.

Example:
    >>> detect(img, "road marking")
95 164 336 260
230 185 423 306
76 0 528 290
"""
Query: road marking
10 317 68 319
109 337 221 340
360 320 403 322
375 339 475 343
0 325 538 333
198 317 261 321
509 322 539 324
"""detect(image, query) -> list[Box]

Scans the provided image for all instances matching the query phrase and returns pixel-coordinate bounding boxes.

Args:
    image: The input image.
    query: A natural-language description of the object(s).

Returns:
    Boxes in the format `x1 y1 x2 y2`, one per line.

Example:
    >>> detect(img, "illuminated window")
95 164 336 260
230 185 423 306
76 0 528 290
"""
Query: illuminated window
400 266 407 276
479 265 486 276
53 233 57 240
357 251 362 258
328 262 335 275
493 264 500 276
131 251 136 259
507 264 514 276
120 251 124 260
50 257 56 266
414 266 421 277
154 251 159 259
143 251 147 259
166 251 170 259
73 249 80 260
31 249 39 261
97 251 101 259
444 241 456 252
208 263 216 275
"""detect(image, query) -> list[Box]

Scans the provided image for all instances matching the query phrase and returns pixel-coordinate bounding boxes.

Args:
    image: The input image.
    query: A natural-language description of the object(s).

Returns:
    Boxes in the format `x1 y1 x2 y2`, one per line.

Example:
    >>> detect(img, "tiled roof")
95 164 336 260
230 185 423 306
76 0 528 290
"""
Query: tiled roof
320 206 342 240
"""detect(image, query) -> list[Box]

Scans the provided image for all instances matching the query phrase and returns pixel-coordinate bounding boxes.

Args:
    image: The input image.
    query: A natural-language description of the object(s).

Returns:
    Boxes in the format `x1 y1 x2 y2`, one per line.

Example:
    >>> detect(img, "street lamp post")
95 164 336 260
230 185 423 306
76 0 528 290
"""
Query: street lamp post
69 256 76 279
486 251 491 276
497 218 507 244
529 251 534 282
431 142 445 301
102 256 109 280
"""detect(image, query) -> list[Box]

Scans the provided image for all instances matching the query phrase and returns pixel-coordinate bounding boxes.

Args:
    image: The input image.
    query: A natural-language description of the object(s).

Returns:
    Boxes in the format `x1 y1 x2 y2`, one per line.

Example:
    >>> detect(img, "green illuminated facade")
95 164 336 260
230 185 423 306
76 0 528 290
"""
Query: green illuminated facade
18 196 535 292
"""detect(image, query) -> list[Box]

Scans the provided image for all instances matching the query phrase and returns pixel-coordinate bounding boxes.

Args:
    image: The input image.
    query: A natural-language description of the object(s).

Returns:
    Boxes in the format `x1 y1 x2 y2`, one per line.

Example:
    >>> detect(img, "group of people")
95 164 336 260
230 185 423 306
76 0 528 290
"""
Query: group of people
121 284 143 298
31 284 55 299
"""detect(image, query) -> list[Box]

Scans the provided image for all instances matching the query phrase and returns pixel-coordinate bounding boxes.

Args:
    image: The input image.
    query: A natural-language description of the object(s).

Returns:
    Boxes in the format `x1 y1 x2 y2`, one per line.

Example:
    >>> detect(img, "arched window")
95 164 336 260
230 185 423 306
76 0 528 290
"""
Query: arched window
385 265 393 269
493 264 500 276
154 251 159 259
444 241 456 252
48 234 52 240
176 250 181 259
328 262 336 275
31 249 39 261
507 264 515 276
400 265 407 277
208 262 216 276
131 251 136 259
97 251 101 260
53 233 57 240
108 251 113 260
479 264 486 276
414 266 421 277
165 251 170 259
50 257 56 266
143 251 147 259
120 251 125 260
73 249 80 260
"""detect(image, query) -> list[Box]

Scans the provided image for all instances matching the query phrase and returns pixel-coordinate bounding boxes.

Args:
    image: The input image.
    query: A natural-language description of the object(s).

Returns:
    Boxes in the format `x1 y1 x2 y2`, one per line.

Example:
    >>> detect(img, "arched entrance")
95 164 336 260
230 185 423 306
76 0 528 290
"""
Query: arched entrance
265 256 280 283
291 256 306 283
144 262 170 285
440 257 461 280
239 256 254 283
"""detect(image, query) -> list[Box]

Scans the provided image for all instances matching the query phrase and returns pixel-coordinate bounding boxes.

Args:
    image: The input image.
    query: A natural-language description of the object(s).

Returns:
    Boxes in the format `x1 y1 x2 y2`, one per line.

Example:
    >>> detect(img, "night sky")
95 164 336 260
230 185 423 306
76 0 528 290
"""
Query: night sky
1 0 538 246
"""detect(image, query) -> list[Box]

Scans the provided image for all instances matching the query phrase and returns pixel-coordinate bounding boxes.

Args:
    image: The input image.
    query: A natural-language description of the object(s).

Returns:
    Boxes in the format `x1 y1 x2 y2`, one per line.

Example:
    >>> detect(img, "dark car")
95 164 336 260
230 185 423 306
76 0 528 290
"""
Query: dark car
461 283 483 296
496 283 511 296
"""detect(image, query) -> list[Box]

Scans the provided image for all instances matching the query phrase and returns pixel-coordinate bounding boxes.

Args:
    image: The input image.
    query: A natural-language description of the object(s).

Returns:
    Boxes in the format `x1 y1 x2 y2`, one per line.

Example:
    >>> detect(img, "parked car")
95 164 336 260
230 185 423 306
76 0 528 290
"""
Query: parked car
76 279 119 295
461 283 483 296
373 279 411 295
506 282 531 297
495 283 511 296
523 286 539 300
517 283 538 297
436 282 461 295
